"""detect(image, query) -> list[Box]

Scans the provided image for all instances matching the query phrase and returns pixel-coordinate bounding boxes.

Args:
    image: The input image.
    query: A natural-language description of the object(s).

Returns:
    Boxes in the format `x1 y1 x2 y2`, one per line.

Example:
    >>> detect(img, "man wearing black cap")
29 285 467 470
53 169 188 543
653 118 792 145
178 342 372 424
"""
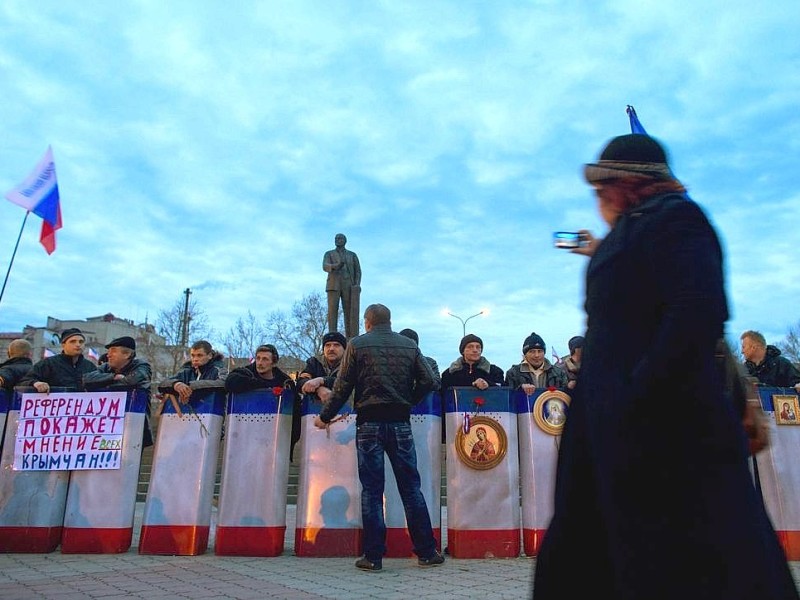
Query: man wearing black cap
561 335 584 390
399 328 441 391
20 328 97 392
505 332 567 393
294 331 348 461
441 334 504 393
297 332 348 400
84 336 154 447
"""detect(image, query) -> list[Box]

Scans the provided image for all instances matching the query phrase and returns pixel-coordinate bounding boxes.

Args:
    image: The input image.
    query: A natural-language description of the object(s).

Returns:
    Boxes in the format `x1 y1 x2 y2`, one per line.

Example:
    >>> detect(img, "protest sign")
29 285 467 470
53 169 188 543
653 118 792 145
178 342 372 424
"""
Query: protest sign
14 391 126 471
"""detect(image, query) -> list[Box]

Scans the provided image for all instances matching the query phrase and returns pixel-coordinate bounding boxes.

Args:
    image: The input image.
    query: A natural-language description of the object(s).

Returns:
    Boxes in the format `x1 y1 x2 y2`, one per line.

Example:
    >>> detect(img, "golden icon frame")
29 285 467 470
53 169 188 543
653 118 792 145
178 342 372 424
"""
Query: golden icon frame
774 394 800 426
533 390 571 435
455 415 508 471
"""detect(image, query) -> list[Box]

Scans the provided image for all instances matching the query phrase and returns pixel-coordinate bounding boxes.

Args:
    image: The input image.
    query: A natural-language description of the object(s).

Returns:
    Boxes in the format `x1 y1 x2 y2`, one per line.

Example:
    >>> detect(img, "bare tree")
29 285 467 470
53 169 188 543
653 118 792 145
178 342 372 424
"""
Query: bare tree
778 320 800 365
155 294 212 374
265 291 341 363
221 311 267 364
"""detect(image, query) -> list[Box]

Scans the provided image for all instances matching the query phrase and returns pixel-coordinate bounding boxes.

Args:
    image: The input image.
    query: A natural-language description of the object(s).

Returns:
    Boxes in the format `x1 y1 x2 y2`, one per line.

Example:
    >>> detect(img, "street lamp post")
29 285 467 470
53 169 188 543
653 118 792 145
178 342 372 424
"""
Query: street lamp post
445 309 487 338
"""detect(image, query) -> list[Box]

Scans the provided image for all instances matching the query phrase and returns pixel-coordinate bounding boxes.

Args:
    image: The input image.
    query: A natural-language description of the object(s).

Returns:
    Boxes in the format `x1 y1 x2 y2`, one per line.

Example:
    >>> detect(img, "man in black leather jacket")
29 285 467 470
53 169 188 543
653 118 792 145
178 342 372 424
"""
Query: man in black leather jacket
0 339 33 392
314 304 443 572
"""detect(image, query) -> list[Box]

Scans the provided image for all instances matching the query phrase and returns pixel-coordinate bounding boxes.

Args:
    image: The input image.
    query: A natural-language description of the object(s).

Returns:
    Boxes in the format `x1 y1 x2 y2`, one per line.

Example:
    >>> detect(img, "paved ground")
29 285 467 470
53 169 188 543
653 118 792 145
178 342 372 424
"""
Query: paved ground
0 505 534 599
2 504 799 599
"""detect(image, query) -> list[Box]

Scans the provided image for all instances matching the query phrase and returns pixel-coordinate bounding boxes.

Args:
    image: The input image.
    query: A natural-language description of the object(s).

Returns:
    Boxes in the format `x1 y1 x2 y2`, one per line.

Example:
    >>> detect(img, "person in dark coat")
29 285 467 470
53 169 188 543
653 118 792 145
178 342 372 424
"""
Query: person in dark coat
533 134 799 599
440 334 504 443
504 332 568 392
295 331 348 462
313 303 442 571
559 335 584 391
84 336 154 447
399 328 441 391
0 339 33 392
225 344 293 393
741 330 800 391
440 334 504 391
19 328 97 392
158 340 227 404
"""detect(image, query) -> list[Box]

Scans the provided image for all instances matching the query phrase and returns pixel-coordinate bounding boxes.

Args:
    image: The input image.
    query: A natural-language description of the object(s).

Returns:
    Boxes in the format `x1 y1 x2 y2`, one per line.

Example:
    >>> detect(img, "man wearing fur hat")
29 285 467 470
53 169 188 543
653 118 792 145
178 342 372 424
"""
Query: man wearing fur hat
505 332 567 393
19 328 97 392
84 336 154 447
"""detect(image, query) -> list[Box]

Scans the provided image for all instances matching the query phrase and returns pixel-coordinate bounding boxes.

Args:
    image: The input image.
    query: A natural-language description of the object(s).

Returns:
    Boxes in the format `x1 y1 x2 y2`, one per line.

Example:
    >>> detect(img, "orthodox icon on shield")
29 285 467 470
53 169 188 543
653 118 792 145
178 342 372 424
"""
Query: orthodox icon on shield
533 390 571 435
774 395 800 425
455 415 507 471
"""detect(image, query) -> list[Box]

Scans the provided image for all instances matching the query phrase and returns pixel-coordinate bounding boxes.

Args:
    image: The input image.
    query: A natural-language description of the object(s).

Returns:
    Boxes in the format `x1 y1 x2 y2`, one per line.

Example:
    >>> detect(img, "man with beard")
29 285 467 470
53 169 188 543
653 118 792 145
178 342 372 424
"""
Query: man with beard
294 331 348 461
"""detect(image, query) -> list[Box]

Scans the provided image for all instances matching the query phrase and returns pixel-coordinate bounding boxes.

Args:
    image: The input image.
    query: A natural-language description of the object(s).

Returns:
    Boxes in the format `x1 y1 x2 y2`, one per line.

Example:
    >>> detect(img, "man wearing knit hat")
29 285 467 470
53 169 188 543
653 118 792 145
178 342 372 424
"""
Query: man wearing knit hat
441 334 504 392
560 335 584 391
294 331 348 461
504 332 567 394
399 328 441 391
20 327 97 393
440 333 504 443
84 336 155 447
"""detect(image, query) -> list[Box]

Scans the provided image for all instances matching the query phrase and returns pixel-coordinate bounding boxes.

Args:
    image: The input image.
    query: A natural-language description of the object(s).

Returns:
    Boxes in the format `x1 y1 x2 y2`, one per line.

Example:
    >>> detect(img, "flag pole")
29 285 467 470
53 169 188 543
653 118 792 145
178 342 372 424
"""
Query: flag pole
0 211 30 309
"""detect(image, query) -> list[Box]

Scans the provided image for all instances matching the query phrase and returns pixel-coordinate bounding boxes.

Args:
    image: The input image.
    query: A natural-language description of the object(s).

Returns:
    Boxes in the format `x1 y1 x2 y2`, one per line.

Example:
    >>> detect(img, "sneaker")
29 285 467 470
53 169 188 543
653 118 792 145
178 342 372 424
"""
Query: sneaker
418 551 445 568
355 556 382 571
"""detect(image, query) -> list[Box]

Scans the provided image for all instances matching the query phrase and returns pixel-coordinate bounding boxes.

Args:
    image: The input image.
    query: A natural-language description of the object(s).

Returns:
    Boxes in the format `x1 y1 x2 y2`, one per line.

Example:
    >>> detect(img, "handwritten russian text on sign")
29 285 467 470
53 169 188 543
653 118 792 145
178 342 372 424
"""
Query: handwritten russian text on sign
14 391 127 471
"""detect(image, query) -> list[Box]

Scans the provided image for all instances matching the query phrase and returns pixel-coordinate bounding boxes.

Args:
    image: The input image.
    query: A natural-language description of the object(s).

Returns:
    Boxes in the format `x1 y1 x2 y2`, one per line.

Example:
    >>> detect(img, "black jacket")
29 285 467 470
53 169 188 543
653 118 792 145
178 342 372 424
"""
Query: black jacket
535 193 798 598
225 363 293 393
0 356 33 391
19 353 97 390
745 345 800 388
158 352 227 393
296 356 342 390
441 356 504 391
320 323 435 425
83 357 153 393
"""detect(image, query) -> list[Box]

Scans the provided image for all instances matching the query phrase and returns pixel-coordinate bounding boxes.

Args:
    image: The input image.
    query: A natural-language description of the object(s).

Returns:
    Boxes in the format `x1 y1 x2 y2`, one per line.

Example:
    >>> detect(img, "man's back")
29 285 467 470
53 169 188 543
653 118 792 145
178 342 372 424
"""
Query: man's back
0 356 33 391
321 323 434 423
745 345 800 388
313 303 444 571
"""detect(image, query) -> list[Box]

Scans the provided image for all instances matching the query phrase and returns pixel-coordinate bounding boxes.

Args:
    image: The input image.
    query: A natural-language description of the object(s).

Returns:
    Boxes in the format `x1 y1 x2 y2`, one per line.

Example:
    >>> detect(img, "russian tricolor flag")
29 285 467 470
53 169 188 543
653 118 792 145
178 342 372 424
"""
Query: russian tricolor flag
5 146 62 254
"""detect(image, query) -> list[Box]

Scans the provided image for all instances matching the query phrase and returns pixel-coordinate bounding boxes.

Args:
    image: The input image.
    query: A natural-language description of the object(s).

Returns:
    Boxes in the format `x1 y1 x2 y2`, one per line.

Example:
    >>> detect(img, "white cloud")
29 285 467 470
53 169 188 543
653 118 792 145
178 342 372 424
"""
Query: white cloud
0 0 798 372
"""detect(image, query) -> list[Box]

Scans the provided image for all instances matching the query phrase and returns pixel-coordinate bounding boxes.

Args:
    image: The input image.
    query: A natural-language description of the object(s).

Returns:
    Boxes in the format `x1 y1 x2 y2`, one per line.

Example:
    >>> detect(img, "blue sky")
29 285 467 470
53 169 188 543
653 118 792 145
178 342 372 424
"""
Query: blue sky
1 0 798 372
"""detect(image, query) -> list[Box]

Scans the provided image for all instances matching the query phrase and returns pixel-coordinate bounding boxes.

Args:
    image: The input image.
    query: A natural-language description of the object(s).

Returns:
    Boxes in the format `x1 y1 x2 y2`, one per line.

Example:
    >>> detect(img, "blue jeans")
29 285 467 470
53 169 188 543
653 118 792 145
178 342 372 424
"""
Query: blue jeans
356 421 437 562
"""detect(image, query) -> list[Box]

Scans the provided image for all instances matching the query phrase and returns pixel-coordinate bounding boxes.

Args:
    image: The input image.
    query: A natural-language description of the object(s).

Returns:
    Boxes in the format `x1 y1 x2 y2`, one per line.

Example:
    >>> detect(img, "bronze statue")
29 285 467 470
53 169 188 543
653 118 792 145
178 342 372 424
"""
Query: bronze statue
323 233 361 338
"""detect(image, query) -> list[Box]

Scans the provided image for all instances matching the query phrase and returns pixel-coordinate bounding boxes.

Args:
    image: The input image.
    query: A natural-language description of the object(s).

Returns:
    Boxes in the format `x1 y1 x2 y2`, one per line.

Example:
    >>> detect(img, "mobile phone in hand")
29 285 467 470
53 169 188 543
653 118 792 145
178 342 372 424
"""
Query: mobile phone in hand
553 231 586 249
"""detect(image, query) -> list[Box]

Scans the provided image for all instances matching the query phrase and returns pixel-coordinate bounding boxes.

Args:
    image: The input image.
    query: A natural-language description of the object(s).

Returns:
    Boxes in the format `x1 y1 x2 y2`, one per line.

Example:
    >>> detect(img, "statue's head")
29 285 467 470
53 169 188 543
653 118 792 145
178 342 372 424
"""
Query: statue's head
335 233 347 247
